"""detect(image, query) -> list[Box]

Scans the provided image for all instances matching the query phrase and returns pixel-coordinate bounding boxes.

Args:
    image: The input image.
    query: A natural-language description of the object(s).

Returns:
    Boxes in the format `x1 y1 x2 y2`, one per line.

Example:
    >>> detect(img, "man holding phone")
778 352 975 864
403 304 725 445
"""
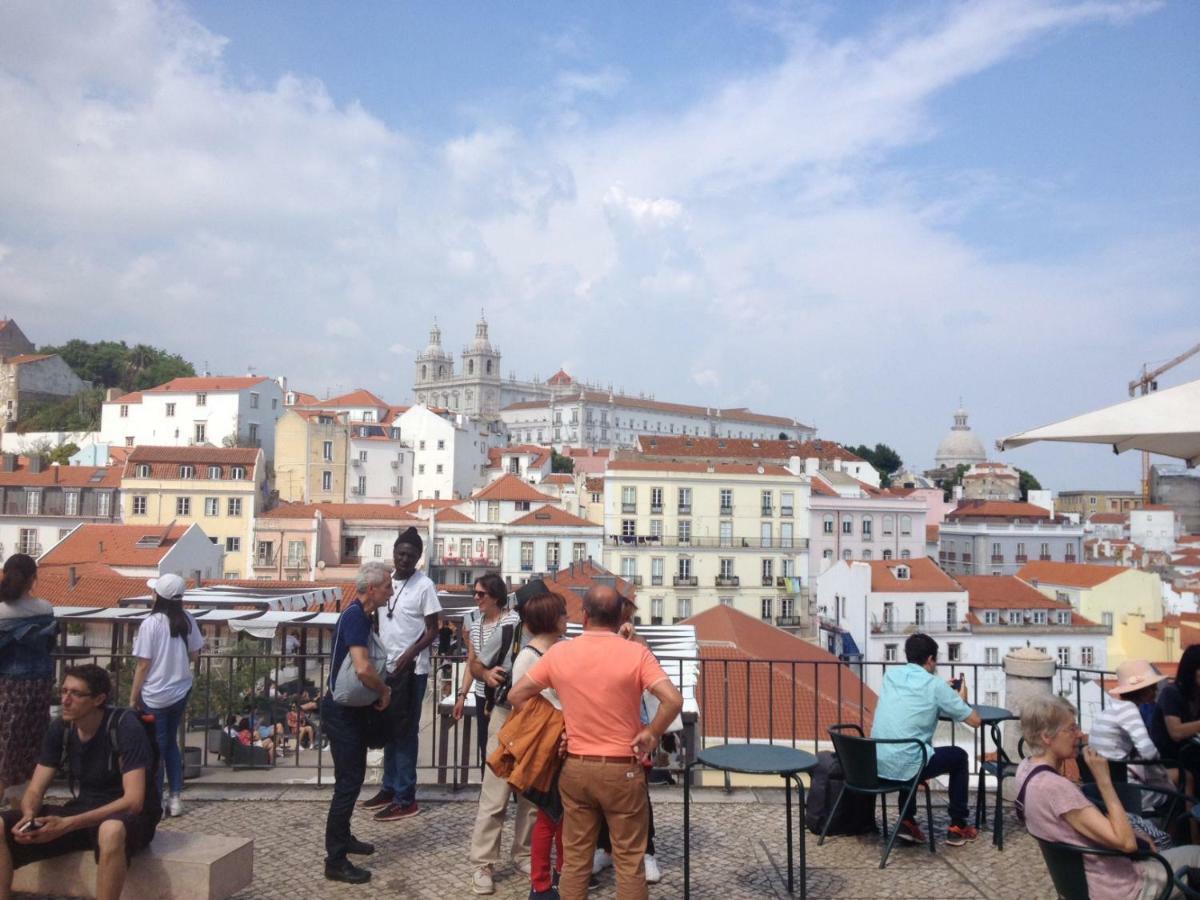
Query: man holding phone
0 664 156 900
871 633 982 848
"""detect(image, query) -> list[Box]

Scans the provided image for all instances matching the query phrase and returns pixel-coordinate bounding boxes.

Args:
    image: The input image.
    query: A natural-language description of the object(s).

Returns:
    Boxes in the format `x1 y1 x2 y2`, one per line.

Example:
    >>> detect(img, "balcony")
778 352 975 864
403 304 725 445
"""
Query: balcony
351 458 363 468
1039 553 1052 561
606 534 809 551
651 575 664 586
621 503 637 513
775 615 805 627
761 576 774 587
350 487 363 496
441 556 499 569
1015 554 1028 563
673 575 699 587
861 534 872 542
715 575 740 587
390 486 402 495
761 506 773 517
962 553 972 563
871 618 972 635
252 552 276 568
283 556 307 570
650 503 663 513
677 504 692 514
719 505 733 515
991 555 1004 564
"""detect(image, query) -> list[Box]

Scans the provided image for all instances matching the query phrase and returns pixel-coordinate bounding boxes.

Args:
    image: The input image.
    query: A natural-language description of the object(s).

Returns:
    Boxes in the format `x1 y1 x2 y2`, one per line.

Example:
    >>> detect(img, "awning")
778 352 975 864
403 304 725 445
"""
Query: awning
998 379 1200 466
225 611 337 640
121 585 343 612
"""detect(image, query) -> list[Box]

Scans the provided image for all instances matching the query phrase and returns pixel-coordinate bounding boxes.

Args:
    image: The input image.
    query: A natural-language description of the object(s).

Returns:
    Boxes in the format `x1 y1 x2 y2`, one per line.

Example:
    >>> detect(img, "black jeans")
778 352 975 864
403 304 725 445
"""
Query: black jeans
321 695 368 864
597 785 656 856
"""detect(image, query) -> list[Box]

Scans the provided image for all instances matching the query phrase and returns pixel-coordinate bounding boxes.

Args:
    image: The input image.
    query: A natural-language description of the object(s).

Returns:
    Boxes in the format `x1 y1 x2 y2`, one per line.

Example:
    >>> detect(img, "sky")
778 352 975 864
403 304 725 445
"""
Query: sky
1 0 1197 491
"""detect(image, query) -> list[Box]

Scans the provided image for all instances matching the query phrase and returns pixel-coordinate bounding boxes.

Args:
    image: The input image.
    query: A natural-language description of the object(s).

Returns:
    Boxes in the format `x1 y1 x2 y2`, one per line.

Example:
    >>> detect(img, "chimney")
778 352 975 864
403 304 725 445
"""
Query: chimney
98 540 104 554
804 458 819 476
193 569 203 588
788 455 802 476
68 566 77 589
105 388 122 402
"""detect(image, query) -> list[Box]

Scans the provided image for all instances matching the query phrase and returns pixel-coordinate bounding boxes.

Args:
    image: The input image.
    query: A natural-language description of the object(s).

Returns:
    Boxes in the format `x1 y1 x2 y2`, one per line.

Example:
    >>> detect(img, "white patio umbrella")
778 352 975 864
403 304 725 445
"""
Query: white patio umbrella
997 378 1200 466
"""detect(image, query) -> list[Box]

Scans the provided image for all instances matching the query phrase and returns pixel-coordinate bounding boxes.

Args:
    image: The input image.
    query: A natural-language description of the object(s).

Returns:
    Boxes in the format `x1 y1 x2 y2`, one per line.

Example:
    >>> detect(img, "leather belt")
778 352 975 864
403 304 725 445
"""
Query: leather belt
566 753 639 764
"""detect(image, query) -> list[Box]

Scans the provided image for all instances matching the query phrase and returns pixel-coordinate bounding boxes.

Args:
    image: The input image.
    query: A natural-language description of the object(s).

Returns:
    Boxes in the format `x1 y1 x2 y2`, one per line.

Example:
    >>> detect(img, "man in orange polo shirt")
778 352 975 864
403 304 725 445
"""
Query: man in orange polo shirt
509 586 683 900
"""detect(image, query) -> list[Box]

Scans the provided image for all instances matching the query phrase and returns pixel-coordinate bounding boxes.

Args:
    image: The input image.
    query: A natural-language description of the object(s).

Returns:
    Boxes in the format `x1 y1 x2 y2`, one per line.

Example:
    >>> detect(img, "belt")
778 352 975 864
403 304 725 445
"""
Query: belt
566 753 639 764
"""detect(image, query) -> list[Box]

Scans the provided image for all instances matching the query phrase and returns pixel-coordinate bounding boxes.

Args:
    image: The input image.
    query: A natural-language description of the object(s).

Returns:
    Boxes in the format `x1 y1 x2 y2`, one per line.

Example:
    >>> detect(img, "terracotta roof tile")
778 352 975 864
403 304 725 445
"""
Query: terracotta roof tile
433 508 474 524
607 459 795 477
396 498 461 515
0 463 121 489
34 571 151 608
926 524 939 543
470 474 556 503
540 560 636 624
948 501 1053 521
636 436 859 462
486 445 552 470
145 376 270 393
1088 512 1129 524
8 354 52 365
504 391 809 428
260 502 420 522
1016 561 1126 589
957 575 1072 610
39 523 190 567
124 446 260 480
299 389 387 408
866 557 962 593
508 505 596 528
543 474 574 485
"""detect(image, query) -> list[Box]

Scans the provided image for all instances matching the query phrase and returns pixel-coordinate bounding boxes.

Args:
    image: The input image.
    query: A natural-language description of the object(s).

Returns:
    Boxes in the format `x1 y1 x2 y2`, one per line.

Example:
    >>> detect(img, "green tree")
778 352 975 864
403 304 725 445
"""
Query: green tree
848 442 903 487
37 339 194 391
47 442 79 465
550 449 575 474
17 388 105 433
1017 468 1042 501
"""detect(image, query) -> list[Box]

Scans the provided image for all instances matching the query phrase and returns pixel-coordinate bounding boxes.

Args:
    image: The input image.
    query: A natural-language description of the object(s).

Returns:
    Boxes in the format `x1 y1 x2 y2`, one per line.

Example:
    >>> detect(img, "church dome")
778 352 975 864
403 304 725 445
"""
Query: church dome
934 406 987 468
418 322 449 361
469 315 493 354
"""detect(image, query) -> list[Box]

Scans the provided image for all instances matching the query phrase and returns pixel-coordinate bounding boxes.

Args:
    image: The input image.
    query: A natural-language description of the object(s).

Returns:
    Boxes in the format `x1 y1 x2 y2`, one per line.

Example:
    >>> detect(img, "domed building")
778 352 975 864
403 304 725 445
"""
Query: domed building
925 405 988 486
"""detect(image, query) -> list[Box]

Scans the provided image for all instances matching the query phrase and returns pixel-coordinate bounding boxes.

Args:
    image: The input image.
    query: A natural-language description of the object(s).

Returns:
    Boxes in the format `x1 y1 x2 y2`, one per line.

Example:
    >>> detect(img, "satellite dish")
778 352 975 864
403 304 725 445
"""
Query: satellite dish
317 561 326 569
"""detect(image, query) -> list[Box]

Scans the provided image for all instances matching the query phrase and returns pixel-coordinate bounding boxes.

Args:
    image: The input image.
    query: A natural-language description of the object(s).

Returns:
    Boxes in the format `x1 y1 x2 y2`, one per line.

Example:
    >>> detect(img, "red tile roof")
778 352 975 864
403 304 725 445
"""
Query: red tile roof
947 501 1053 521
259 502 420 522
288 391 321 406
866 557 963 593
40 524 191 567
8 354 52 365
547 369 574 385
509 505 596 528
486 445 552 470
926 524 939 543
123 446 260 480
685 605 876 740
145 376 270 393
503 391 807 428
433 508 474 524
958 576 1070 610
809 477 839 497
396 498 461 515
0 462 121 488
636 436 860 463
1016 561 1126 589
300 389 387 408
1088 512 1129 524
543 473 574 485
607 459 795 477
35 570 151 608
470 474 556 502
108 391 143 405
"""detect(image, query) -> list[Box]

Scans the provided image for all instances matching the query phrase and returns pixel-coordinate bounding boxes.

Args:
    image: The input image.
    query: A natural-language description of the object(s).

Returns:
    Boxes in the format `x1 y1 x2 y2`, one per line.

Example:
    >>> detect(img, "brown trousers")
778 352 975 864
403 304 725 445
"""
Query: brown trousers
558 757 648 900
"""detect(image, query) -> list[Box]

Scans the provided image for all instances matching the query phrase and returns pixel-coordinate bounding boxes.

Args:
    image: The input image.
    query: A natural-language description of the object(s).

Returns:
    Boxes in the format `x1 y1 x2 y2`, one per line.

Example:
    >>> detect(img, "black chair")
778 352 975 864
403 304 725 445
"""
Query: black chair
207 729 272 768
1033 837 1176 900
821 723 935 868
1081 780 1191 845
975 728 1026 849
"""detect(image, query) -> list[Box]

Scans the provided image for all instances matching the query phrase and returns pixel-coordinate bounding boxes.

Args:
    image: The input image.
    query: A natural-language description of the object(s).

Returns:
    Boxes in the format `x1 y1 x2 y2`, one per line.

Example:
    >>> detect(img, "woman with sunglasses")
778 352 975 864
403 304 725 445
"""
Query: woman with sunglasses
453 573 532 894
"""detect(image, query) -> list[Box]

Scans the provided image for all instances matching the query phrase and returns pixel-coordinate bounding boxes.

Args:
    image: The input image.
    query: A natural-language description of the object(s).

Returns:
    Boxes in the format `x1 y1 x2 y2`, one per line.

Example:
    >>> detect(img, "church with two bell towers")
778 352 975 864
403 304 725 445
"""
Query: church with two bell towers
412 313 552 420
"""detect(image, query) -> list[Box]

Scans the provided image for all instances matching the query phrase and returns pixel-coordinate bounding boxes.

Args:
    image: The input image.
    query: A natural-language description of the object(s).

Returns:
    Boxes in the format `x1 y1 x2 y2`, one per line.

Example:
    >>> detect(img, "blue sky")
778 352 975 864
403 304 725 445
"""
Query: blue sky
0 0 1197 490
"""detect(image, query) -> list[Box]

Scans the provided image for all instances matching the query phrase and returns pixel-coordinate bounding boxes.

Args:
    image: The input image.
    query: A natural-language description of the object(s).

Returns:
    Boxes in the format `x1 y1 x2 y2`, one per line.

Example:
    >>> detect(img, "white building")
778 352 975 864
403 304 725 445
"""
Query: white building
395 404 490 500
348 424 414 506
0 455 121 563
1130 506 1180 554
809 472 927 576
39 522 224 580
100 376 285 461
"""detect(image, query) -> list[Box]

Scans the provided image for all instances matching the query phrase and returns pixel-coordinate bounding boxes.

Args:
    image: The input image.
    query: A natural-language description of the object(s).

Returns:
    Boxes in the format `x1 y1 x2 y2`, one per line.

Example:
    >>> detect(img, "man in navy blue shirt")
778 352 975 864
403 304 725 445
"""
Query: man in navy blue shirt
322 562 393 885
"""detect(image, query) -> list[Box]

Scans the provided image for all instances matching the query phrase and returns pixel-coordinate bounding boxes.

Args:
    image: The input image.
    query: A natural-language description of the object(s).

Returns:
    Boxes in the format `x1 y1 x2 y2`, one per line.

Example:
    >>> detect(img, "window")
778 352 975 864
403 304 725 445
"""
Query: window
418 464 425 474
651 557 664 585
947 601 958 628
780 491 793 516
1016 542 1026 560
781 522 793 548
228 497 242 516
900 515 912 536
573 542 587 562
286 540 306 566
761 598 773 621
323 441 333 461
947 643 961 662
374 544 383 558
178 465 195 479
225 537 241 553
621 519 637 538
719 488 732 513
250 392 259 409
207 465 221 479
862 516 873 538
677 557 692 578
884 644 897 662
1081 646 1094 666
437 439 445 450
231 466 246 479
761 490 773 515
780 596 794 617
882 515 894 536
17 528 37 555
716 557 735 579
842 548 852 560
985 647 999 665
204 497 219 516
165 402 175 417
1055 590 1070 603
459 538 472 559
983 610 999 625
1008 609 1024 626
760 522 772 546
1056 610 1071 625
823 515 834 535
547 543 561 570
119 404 129 418
651 486 664 511
650 598 664 624
649 519 663 538
862 549 872 560
882 549 893 560
487 539 499 562
899 549 911 559
985 691 1000 706
25 492 40 515
761 558 774 584
677 597 692 619
419 440 426 450
715 520 732 547
194 423 206 443
678 519 692 543
620 557 637 578
622 486 637 513
678 487 692 513
1031 610 1047 625
435 464 443 474
125 437 134 447
322 471 332 491
841 516 855 535
132 496 147 516
914 602 926 626
176 496 191 516
196 392 207 406
63 492 80 516
487 501 500 523
1057 647 1071 666
520 542 534 571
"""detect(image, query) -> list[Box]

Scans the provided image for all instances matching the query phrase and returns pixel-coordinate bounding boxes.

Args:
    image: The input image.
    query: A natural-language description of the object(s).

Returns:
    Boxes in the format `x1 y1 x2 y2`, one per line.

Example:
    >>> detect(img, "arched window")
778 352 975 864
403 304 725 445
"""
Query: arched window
862 515 873 537
438 365 445 378
841 549 852 560
883 549 893 560
421 364 427 380
822 514 834 535
486 360 493 374
900 515 912 536
863 549 872 560
467 360 474 375
882 515 894 536
900 550 911 559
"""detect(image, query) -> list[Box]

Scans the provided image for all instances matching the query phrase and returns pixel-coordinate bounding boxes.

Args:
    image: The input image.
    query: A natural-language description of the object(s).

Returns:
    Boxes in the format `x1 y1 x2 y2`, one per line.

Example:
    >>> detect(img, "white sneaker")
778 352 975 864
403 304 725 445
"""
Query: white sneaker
167 794 183 817
644 853 662 884
471 867 495 895
592 848 613 874
514 857 532 876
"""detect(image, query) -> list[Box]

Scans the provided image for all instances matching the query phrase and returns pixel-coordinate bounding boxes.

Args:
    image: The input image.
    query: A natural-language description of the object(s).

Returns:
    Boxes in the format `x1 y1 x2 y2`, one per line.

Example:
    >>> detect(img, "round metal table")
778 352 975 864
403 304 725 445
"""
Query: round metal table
684 743 818 899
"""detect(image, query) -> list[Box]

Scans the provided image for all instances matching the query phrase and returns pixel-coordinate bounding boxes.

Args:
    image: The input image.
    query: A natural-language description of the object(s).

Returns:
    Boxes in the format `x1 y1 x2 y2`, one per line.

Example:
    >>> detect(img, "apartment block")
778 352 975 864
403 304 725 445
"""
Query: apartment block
0 454 120 563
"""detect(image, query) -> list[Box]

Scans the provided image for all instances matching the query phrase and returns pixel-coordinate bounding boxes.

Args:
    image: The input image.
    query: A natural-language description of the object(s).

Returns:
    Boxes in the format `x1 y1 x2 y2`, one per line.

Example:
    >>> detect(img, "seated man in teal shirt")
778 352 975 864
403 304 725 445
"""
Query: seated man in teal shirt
871 633 982 846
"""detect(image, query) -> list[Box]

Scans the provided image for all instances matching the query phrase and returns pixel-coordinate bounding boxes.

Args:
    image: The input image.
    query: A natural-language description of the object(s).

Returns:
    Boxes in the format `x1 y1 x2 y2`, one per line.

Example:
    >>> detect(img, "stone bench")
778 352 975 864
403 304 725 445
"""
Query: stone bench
13 829 253 899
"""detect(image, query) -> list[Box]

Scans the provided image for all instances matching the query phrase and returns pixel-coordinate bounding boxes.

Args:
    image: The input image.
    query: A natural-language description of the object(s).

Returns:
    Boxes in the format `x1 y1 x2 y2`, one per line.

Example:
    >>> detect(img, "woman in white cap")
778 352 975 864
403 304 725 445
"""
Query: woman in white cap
129 573 203 817
1090 659 1175 794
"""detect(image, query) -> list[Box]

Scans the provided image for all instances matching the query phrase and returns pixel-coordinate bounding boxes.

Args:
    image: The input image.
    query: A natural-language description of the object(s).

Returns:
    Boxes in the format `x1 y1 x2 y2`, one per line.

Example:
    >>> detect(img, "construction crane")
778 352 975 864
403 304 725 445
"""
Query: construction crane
1129 341 1200 502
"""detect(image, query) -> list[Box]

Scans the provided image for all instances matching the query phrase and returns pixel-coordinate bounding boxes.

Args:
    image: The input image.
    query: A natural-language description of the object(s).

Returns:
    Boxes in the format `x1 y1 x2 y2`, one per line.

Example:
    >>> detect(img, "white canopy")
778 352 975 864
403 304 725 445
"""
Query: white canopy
998 379 1200 466
121 585 342 612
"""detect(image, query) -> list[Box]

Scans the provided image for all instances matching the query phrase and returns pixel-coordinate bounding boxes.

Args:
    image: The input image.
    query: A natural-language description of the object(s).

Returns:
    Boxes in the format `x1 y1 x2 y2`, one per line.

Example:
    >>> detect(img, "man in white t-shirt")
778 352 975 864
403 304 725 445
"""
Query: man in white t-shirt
361 527 441 822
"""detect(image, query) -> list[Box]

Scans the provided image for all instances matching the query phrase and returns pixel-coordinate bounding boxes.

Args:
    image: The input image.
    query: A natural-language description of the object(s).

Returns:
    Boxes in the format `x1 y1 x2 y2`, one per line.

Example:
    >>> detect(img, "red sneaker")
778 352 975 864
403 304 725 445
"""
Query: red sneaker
945 824 978 846
374 801 420 821
896 818 927 844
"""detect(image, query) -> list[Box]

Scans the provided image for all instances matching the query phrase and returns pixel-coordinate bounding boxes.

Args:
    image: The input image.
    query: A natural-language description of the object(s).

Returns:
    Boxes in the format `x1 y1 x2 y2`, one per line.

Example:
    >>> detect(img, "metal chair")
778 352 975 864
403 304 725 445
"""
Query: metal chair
1081 780 1191 845
820 723 935 868
1033 837 1176 900
975 728 1026 849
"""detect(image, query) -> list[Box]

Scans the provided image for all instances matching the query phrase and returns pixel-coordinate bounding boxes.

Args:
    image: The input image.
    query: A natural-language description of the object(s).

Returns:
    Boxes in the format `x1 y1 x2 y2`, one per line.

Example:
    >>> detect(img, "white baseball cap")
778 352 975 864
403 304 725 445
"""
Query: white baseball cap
147 573 187 599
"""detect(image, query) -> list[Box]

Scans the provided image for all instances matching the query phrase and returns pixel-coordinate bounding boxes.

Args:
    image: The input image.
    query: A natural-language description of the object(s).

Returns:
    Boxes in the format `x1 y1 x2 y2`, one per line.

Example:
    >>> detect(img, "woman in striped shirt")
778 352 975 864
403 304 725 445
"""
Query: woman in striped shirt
1090 659 1174 796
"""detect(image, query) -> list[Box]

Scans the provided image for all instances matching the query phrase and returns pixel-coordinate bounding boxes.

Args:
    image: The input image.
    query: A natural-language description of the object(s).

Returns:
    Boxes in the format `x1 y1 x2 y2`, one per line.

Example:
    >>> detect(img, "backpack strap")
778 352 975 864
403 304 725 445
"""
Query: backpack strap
59 720 77 800
1015 764 1057 825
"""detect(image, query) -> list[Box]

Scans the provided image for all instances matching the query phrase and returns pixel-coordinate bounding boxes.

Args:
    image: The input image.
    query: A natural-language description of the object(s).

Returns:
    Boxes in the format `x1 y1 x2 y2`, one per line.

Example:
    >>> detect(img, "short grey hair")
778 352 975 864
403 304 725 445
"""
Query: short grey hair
1019 694 1077 754
356 561 392 594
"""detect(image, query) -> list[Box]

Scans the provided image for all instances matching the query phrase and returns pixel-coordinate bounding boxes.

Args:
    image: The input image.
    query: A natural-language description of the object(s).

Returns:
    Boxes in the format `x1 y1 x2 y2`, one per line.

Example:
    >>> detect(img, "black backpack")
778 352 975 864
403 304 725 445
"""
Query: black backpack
805 750 877 835
60 707 163 828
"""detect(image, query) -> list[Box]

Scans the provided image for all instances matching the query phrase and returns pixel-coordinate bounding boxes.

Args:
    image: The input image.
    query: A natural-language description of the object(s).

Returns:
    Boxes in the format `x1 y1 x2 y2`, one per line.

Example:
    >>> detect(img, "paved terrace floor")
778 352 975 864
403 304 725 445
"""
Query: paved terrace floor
17 785 1059 899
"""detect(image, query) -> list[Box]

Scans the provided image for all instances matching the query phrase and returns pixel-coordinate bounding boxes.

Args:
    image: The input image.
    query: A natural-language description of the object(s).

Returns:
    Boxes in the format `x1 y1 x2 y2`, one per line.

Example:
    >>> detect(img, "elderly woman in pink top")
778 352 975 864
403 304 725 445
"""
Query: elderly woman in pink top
1015 694 1200 900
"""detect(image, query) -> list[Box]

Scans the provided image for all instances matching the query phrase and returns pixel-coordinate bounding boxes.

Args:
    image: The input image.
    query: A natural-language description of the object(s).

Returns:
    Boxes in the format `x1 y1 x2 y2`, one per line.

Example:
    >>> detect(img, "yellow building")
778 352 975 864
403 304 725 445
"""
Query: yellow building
273 409 349 504
122 446 265 578
1055 490 1141 519
1017 560 1163 665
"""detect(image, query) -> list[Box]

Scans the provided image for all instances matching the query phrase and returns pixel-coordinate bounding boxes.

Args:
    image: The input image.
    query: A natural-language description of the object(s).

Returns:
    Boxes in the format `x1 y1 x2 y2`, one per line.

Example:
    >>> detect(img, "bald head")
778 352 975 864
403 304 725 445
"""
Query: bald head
582 585 623 630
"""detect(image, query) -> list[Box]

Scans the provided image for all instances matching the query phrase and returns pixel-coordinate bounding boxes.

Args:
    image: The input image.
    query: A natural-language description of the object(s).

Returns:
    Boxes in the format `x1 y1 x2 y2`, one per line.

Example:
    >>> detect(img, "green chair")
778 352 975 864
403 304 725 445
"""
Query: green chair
1033 838 1176 900
821 723 935 868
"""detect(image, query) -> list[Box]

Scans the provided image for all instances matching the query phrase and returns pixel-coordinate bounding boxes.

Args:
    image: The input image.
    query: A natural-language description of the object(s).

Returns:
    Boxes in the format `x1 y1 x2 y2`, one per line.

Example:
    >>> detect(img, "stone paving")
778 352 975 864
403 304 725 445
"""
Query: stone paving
15 784 1060 899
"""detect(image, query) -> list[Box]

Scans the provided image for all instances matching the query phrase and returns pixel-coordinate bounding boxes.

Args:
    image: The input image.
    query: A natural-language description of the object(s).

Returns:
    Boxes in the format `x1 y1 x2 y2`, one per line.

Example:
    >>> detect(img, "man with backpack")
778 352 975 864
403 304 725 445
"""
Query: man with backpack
0 664 158 900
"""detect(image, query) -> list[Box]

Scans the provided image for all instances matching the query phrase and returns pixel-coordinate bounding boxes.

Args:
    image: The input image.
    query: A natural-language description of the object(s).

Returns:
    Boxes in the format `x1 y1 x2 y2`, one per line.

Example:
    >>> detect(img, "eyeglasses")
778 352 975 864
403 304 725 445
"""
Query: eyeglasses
59 688 95 700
